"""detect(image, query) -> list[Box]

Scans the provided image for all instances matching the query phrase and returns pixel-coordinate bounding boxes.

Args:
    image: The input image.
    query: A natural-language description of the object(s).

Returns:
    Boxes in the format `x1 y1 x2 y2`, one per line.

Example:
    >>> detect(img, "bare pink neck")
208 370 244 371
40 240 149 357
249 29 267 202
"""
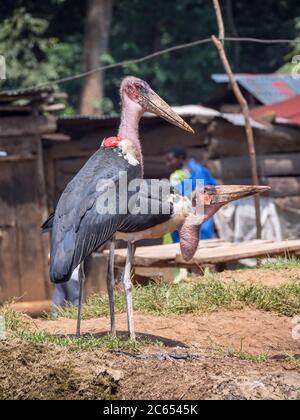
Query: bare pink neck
118 97 144 172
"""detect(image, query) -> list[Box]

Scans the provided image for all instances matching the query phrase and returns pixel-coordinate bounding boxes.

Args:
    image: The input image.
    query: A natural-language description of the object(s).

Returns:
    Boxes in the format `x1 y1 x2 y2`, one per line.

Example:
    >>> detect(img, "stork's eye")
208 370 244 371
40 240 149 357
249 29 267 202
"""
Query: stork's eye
135 83 147 94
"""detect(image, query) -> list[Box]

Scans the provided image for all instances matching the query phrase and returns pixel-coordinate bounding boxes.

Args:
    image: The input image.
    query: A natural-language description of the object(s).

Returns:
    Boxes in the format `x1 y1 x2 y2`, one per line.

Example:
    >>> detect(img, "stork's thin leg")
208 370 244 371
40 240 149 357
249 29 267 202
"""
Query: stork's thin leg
76 262 85 337
122 242 136 340
107 239 116 337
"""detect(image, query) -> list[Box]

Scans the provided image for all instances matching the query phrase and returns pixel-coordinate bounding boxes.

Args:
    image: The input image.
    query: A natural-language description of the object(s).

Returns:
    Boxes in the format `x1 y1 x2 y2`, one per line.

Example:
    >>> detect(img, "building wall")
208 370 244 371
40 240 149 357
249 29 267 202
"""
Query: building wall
0 128 50 303
206 120 300 239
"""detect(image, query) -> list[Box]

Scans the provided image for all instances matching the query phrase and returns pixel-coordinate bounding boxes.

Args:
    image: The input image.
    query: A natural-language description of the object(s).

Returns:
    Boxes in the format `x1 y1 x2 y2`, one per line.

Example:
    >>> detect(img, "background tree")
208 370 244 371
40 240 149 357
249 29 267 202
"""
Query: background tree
80 0 113 115
0 0 300 114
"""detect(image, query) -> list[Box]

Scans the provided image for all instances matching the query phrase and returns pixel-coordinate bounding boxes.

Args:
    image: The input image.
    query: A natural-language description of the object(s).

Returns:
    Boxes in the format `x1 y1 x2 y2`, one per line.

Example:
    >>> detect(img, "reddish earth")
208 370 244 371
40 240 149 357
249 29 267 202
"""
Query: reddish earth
219 267 300 287
2 267 300 400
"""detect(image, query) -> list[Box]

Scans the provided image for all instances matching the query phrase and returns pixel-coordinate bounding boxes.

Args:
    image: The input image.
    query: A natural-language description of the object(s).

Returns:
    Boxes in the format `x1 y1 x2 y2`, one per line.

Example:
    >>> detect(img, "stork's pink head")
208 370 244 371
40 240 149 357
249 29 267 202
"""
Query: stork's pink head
120 76 194 133
179 184 270 262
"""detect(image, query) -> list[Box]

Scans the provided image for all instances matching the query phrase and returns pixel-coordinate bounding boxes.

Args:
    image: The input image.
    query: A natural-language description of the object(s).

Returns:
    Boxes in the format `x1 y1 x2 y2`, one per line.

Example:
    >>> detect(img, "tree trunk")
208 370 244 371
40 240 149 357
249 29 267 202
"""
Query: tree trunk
80 0 113 115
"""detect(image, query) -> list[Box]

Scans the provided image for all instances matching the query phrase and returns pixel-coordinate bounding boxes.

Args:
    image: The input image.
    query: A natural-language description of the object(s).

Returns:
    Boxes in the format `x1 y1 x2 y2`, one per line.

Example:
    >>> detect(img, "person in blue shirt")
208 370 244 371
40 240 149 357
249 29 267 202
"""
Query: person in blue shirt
165 145 218 241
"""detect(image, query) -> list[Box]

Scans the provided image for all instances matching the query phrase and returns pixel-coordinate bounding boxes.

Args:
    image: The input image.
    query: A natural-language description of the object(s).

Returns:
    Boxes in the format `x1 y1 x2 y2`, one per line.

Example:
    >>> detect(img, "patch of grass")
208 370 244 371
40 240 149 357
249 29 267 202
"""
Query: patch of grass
225 349 270 363
0 304 30 333
284 354 300 368
0 305 154 350
55 275 300 319
261 256 300 270
16 330 152 351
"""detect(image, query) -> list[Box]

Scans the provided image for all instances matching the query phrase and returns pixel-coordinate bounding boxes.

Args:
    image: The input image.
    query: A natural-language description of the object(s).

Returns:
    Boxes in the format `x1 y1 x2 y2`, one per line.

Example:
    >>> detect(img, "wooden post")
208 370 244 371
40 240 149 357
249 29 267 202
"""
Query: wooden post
211 0 262 239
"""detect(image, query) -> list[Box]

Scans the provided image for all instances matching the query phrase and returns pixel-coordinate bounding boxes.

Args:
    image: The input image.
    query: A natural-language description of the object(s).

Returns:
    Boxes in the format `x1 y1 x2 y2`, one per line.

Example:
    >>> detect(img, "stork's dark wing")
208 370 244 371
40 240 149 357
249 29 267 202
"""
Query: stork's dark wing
118 179 174 233
50 147 141 284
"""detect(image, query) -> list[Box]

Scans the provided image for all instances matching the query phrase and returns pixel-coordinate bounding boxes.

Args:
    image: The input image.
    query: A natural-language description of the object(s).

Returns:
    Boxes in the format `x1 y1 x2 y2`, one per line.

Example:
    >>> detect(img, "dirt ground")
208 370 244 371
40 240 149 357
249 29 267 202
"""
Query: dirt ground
36 309 299 357
1 268 300 400
1 330 299 400
219 267 300 287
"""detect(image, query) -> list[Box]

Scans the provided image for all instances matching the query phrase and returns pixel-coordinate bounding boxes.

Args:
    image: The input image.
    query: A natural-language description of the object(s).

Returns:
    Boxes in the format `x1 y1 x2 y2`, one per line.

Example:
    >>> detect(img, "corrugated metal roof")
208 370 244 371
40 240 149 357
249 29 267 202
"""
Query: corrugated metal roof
212 74 300 105
250 96 300 126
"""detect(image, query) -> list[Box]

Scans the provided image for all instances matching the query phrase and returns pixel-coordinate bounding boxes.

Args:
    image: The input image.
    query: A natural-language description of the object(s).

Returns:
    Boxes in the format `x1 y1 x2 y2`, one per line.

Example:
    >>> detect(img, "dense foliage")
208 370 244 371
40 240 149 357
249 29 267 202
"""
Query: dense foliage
0 0 300 113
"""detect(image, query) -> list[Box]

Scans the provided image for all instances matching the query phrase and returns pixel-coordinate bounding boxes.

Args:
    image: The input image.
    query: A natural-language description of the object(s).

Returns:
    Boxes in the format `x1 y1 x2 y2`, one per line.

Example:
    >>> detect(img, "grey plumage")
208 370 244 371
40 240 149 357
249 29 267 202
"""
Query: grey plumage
49 147 141 284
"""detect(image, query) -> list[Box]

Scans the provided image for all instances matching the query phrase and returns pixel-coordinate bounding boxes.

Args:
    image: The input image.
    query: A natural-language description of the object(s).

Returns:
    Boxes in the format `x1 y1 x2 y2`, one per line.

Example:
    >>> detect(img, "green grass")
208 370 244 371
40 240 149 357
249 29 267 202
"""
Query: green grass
2 268 300 351
260 256 300 270
16 330 152 350
225 349 270 363
54 276 300 320
284 354 300 368
0 305 156 350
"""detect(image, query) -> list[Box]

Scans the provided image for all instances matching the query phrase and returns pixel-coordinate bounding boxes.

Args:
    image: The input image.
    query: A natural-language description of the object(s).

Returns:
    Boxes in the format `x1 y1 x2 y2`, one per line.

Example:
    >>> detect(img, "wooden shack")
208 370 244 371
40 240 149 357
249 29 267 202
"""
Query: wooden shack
205 117 300 238
45 114 208 208
0 88 62 303
1 89 300 305
0 96 208 304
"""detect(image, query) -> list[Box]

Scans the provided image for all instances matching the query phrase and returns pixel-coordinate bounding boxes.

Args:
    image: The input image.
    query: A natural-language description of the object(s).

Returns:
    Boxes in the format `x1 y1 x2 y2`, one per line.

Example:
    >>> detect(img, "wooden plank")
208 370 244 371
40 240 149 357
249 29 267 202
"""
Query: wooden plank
208 119 300 149
0 153 35 163
9 300 52 317
176 240 300 265
208 154 300 179
268 177 300 198
141 125 205 156
111 239 233 267
42 133 70 142
0 136 38 155
207 137 300 159
13 151 49 302
0 162 21 302
0 116 56 137
215 176 300 198
275 196 300 215
110 240 300 268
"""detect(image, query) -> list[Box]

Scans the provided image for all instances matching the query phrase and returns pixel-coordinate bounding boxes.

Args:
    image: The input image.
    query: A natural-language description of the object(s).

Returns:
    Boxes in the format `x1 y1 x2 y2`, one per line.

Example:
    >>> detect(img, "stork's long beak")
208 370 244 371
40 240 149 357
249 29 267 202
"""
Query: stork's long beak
205 185 270 205
179 184 270 262
140 89 194 133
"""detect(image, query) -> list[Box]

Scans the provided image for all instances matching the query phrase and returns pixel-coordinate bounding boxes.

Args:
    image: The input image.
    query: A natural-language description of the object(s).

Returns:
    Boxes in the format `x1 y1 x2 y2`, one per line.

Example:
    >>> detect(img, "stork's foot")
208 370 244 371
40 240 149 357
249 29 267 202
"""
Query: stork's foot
128 331 136 341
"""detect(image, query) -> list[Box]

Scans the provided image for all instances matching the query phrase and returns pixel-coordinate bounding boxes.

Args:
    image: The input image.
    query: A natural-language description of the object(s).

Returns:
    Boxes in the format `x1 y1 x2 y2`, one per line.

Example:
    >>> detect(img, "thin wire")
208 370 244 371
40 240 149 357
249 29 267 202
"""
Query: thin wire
32 38 212 90
225 36 300 44
17 36 300 91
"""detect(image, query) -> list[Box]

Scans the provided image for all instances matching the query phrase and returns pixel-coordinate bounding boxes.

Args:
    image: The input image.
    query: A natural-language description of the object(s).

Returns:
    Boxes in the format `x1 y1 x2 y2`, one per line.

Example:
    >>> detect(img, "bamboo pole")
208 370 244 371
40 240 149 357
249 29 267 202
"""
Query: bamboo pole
211 0 262 239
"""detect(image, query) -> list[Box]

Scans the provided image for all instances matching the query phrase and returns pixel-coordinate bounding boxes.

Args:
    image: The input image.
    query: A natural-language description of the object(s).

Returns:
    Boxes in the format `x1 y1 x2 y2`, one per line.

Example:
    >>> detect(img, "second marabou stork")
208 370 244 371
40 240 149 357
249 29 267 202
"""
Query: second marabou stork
45 76 193 336
107 182 270 339
44 182 269 339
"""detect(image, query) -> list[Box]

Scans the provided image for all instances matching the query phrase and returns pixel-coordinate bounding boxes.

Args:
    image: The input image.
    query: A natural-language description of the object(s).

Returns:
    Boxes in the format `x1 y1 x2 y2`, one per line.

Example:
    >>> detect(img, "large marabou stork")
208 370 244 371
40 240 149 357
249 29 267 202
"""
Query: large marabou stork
107 182 270 339
45 76 193 336
44 182 269 339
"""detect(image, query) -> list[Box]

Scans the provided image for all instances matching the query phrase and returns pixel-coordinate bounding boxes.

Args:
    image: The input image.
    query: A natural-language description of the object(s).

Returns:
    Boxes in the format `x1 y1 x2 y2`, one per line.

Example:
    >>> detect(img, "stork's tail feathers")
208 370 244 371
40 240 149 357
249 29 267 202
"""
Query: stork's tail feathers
41 213 54 233
50 252 75 284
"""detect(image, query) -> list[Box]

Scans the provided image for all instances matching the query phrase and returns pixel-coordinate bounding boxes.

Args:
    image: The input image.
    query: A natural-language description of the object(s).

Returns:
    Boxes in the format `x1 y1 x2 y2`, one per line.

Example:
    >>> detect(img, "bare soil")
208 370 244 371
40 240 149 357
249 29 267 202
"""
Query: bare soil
219 267 300 287
36 309 298 357
1 335 299 400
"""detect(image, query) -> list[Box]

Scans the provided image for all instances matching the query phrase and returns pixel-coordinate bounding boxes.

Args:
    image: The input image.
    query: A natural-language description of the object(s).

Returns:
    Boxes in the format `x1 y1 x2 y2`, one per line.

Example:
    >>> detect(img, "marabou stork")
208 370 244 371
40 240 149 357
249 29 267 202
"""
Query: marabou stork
44 76 193 336
108 182 269 339
43 182 269 339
